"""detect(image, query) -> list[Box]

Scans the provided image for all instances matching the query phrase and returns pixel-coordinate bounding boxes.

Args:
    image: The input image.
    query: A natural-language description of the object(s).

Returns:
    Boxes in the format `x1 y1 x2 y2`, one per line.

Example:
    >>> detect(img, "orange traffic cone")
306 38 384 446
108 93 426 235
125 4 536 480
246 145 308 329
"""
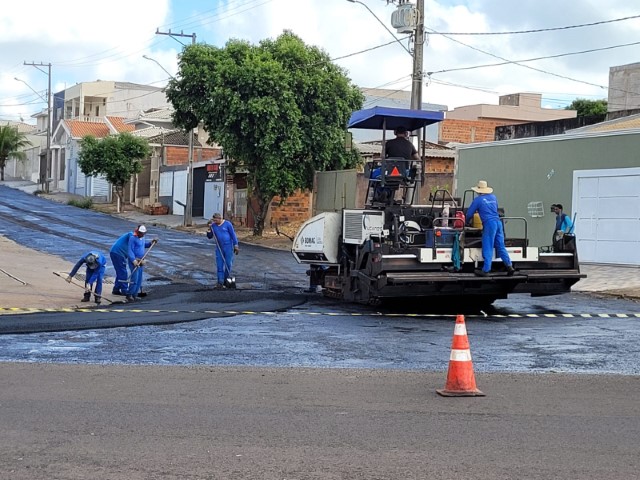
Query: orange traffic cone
437 315 485 397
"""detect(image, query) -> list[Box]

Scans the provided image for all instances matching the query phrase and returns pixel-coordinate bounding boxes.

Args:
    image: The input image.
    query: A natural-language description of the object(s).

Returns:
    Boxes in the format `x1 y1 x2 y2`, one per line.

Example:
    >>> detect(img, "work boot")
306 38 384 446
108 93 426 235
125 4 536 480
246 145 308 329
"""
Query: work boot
214 283 226 290
474 269 490 277
112 288 123 296
506 266 516 276
94 295 101 305
81 291 91 302
125 295 138 302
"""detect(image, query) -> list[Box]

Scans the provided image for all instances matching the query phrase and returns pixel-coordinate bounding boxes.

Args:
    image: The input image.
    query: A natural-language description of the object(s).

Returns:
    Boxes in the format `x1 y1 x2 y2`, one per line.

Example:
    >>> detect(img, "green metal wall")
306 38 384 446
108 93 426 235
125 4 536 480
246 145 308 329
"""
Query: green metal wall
314 169 358 214
456 131 640 247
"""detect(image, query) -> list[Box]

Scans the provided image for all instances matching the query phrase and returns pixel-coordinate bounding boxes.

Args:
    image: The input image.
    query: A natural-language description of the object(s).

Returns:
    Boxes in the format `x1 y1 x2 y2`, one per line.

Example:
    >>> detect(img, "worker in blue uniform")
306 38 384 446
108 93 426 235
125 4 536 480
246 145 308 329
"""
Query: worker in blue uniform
110 225 157 301
207 213 239 289
465 180 515 277
66 251 107 304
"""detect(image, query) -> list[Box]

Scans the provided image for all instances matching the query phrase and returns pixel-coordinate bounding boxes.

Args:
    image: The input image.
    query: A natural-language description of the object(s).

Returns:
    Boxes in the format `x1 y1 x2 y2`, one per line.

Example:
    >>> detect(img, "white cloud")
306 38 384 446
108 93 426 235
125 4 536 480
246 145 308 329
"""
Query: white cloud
0 0 170 120
2 0 638 122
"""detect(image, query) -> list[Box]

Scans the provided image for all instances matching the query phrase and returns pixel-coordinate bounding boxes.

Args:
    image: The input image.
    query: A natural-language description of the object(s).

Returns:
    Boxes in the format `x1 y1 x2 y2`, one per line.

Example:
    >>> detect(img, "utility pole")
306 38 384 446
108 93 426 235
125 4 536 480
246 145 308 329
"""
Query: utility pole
155 29 197 226
24 61 52 192
409 0 424 110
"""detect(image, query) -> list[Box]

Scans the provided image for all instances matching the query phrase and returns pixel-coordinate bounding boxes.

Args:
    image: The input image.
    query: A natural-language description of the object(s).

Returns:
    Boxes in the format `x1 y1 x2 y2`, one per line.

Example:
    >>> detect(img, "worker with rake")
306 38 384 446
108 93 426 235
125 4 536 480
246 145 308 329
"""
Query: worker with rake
66 251 107 304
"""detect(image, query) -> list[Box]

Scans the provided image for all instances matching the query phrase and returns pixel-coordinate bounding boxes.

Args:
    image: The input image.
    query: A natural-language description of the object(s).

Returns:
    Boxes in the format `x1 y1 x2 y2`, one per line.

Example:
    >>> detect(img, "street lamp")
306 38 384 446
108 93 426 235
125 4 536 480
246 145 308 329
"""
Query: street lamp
142 55 195 227
142 55 174 78
15 76 51 190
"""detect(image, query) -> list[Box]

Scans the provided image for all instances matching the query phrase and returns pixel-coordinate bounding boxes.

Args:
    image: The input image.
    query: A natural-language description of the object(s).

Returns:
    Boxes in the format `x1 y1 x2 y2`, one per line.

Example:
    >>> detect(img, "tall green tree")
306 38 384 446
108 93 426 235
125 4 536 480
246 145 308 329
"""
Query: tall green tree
166 31 364 235
0 125 32 182
78 132 150 212
565 98 608 117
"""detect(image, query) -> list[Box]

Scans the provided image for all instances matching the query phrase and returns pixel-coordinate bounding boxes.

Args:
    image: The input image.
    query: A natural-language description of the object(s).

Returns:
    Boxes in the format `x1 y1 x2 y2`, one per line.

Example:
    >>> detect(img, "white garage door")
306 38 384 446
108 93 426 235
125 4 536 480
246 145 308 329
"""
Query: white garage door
573 168 640 265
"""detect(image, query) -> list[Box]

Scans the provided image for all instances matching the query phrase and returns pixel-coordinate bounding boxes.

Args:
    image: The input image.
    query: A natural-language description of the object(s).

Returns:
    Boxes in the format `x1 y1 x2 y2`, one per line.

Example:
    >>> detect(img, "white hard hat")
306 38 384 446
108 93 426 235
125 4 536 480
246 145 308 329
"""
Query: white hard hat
138 225 147 233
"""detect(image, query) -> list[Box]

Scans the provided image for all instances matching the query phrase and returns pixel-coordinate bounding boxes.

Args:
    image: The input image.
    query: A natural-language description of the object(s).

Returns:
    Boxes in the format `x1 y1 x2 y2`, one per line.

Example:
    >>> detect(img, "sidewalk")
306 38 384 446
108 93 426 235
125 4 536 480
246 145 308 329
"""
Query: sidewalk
1 179 639 310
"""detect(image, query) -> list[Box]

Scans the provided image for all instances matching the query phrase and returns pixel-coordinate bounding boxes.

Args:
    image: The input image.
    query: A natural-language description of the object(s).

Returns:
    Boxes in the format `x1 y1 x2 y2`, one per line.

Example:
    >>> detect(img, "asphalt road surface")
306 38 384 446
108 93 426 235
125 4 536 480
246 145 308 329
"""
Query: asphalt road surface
2 185 640 479
1 363 639 480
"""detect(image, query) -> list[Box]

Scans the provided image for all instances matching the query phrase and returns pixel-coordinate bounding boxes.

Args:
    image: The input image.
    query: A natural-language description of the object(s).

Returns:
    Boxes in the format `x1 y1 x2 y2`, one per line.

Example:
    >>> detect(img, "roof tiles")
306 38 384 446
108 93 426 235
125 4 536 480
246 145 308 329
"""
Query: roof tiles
106 116 136 133
67 120 111 138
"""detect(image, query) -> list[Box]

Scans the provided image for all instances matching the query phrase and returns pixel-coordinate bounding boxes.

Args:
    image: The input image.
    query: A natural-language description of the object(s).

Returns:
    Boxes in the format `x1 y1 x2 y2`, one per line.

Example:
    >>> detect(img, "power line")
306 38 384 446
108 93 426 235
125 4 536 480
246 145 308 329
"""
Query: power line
198 0 275 30
425 27 609 91
431 29 640 101
162 0 268 31
427 14 640 36
428 40 640 75
330 36 411 62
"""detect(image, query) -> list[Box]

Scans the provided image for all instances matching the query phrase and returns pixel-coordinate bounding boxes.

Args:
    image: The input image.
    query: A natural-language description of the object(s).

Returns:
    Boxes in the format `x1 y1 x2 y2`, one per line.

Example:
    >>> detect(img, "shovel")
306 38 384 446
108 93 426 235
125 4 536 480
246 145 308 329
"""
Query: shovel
53 271 123 305
123 240 157 284
210 227 237 289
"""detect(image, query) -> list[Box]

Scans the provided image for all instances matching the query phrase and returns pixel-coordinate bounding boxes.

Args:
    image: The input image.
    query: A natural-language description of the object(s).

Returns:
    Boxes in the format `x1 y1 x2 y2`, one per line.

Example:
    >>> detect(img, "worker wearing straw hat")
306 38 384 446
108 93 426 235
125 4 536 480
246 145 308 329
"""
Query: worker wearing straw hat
465 180 515 277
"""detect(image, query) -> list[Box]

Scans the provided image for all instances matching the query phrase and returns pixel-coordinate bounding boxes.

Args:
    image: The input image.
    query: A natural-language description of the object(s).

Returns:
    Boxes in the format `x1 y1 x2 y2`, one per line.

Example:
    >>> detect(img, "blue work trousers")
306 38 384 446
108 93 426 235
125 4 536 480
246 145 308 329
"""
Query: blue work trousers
127 260 144 296
110 251 129 293
215 243 235 284
481 219 512 272
86 265 105 296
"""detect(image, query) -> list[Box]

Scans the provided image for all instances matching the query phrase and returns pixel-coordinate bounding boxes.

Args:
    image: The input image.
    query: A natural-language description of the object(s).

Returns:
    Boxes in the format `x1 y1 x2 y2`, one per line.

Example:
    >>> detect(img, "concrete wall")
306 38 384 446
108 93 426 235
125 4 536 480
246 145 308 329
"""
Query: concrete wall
608 62 640 112
455 130 640 247
446 93 576 122
495 115 606 140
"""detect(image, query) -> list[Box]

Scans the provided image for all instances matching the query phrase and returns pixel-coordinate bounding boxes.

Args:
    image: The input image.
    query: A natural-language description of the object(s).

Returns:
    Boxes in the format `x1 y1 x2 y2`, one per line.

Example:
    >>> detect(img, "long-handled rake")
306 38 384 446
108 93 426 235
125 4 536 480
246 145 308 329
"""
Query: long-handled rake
53 271 121 305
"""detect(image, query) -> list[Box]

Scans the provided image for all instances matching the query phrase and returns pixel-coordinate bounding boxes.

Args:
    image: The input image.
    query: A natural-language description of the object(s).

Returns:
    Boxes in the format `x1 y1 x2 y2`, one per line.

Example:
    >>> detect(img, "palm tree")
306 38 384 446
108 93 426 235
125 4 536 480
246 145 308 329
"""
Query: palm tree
0 125 33 181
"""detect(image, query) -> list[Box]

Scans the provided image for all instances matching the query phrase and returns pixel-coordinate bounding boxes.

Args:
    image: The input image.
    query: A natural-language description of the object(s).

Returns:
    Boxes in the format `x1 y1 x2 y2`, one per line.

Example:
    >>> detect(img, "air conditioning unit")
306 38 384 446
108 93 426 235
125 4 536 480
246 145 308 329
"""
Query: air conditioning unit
391 3 418 34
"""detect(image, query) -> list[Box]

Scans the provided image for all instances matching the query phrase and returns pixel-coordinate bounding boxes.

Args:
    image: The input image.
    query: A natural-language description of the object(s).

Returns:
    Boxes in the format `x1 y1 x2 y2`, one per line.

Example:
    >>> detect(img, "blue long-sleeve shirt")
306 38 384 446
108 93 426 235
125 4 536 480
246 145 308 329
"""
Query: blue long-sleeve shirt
127 234 152 262
69 251 107 277
465 193 501 224
111 232 151 262
207 220 238 246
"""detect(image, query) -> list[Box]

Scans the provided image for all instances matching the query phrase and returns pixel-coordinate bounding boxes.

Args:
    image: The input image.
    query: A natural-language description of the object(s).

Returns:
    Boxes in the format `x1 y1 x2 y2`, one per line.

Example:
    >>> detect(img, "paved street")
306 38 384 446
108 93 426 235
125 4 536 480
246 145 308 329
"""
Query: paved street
1 183 640 479
1 363 639 480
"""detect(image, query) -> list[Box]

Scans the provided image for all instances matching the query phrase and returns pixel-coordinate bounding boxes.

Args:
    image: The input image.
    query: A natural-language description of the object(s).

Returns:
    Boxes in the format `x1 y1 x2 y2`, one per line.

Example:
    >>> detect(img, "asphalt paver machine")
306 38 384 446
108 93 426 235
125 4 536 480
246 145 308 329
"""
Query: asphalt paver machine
292 106 584 305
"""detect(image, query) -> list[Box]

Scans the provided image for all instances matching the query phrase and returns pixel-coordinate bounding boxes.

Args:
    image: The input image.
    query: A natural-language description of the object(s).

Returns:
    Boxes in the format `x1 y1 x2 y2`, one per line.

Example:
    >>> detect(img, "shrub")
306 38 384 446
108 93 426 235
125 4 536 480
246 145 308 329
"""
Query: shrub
67 198 93 209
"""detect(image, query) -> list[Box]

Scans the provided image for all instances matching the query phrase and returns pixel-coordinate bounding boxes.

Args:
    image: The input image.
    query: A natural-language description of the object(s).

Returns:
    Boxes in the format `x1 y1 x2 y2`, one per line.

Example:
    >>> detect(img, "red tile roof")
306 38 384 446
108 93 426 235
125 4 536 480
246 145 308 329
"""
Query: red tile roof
107 116 136 133
67 120 110 138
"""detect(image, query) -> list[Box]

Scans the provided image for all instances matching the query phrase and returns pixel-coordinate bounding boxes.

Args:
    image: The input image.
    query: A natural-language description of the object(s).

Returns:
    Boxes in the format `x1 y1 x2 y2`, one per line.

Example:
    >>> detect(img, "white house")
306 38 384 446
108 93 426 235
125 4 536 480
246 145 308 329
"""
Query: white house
50 116 135 200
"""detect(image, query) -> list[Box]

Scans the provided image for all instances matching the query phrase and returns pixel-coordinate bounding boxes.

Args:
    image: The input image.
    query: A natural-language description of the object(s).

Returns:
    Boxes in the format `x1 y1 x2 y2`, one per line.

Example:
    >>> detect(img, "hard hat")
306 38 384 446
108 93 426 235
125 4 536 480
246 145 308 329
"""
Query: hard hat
138 225 147 233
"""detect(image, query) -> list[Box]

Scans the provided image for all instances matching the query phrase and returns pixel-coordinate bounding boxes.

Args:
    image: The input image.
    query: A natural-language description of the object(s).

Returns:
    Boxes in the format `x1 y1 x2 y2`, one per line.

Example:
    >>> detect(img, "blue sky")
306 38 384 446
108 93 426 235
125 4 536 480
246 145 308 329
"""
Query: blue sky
2 0 639 123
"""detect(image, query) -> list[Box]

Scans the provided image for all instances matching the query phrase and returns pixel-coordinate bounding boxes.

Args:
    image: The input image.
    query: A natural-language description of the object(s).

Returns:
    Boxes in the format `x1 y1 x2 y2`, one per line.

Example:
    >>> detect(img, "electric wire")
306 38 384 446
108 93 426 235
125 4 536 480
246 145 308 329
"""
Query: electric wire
425 27 609 91
428 14 640 36
428 40 640 75
331 36 411 62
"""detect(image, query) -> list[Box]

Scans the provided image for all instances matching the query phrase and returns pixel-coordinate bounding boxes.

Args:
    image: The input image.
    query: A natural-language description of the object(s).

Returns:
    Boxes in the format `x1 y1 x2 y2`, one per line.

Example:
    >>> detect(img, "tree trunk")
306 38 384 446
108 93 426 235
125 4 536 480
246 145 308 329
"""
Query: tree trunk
0 166 4 182
116 186 123 213
250 195 272 236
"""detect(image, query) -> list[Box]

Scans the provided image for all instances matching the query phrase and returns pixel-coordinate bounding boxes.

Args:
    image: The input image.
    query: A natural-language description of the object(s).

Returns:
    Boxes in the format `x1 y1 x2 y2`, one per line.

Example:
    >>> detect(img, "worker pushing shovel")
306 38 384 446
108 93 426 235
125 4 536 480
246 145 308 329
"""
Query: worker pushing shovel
110 225 158 303
206 213 239 289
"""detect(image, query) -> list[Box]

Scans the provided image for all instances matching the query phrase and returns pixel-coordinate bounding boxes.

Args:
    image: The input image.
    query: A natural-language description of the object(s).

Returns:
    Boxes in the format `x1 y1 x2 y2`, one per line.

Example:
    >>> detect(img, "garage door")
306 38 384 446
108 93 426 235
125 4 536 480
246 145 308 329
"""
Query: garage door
573 168 640 265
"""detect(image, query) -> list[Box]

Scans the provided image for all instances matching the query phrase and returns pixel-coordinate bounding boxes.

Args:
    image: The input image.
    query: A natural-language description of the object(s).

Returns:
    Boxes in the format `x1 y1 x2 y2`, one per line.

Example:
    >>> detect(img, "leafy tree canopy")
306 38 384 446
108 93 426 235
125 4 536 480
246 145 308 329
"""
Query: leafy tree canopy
78 132 150 212
165 31 364 234
565 98 608 117
0 125 32 181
